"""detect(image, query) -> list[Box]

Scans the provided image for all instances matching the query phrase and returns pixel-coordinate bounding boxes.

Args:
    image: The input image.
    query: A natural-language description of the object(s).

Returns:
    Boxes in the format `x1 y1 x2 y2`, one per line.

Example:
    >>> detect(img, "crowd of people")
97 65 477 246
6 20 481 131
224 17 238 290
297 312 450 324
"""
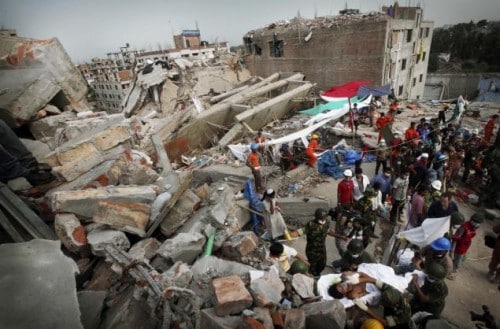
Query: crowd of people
247 98 499 329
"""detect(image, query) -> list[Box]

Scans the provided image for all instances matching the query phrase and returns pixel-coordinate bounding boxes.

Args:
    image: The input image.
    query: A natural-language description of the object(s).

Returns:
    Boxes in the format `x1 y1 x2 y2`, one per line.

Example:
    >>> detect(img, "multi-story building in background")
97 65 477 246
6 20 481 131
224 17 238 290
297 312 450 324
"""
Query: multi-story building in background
243 3 433 100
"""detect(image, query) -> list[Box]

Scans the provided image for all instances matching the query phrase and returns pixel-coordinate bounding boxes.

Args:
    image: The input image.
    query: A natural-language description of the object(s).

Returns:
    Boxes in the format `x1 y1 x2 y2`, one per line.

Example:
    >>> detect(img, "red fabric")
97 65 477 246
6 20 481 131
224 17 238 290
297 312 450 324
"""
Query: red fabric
337 179 354 205
453 221 476 255
321 81 371 98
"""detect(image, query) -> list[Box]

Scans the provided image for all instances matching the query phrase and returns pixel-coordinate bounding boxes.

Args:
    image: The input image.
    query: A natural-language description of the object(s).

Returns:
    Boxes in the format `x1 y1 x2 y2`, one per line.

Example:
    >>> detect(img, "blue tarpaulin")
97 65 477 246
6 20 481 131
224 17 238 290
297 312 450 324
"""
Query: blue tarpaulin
357 84 392 98
318 150 350 179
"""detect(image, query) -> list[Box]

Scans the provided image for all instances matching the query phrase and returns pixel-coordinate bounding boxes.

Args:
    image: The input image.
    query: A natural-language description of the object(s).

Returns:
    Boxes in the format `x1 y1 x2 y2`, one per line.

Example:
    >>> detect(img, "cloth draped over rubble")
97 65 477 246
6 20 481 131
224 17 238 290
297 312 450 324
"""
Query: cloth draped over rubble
397 216 451 247
320 80 371 102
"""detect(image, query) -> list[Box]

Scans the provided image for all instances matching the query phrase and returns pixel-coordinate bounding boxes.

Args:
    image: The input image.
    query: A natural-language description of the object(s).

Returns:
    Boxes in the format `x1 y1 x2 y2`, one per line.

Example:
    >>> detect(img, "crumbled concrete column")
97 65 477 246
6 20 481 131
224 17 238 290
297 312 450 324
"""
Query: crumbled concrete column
92 200 151 237
156 232 206 265
127 238 160 263
301 300 346 329
249 267 285 306
283 309 306 329
87 229 130 257
51 185 157 219
292 274 316 299
212 275 253 316
54 213 88 254
220 231 259 261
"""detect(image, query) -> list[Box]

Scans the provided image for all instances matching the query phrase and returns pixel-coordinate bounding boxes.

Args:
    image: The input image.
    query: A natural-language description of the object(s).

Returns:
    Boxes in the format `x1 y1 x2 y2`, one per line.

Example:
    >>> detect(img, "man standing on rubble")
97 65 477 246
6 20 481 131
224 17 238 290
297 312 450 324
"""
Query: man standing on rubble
305 133 322 167
247 143 263 193
0 119 55 186
338 169 355 210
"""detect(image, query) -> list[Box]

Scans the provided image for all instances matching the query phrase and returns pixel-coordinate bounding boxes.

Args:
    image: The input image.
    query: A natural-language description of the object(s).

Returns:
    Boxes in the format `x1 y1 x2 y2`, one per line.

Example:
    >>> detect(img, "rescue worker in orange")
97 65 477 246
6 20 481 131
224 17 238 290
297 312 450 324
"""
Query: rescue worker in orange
376 112 390 143
483 114 498 145
405 121 420 147
247 143 263 193
306 133 322 167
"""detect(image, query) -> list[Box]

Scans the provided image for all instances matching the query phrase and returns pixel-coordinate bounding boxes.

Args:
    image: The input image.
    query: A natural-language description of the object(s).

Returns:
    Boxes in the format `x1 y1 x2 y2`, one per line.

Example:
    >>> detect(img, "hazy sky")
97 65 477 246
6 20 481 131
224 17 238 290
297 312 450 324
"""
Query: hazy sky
1 0 499 63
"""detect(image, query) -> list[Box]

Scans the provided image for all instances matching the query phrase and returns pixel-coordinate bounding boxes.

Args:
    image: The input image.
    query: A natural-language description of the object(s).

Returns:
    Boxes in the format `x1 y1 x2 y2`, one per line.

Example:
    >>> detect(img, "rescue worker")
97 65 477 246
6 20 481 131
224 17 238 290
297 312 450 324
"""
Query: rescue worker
450 212 484 278
246 143 263 193
374 139 389 175
352 273 412 329
355 185 379 245
416 237 454 276
336 238 375 272
305 133 321 167
338 169 355 210
410 262 448 316
295 208 336 276
268 242 309 275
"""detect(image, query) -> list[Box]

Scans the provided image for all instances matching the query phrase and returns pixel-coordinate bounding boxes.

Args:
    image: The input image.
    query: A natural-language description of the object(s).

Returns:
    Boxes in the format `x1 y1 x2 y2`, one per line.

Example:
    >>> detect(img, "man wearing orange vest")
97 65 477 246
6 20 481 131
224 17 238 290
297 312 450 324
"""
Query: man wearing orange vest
306 133 322 167
247 143 263 193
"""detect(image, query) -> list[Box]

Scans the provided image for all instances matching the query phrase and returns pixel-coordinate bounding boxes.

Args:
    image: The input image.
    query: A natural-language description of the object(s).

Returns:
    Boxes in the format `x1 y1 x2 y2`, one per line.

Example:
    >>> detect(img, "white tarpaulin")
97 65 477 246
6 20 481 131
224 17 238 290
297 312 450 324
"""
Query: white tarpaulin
228 107 349 161
397 216 450 248
304 104 350 126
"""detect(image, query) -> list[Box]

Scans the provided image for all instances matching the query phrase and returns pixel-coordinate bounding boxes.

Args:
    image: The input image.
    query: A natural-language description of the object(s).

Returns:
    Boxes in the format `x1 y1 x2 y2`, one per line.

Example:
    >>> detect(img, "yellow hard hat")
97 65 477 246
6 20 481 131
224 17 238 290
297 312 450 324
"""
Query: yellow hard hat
311 133 319 139
361 318 384 329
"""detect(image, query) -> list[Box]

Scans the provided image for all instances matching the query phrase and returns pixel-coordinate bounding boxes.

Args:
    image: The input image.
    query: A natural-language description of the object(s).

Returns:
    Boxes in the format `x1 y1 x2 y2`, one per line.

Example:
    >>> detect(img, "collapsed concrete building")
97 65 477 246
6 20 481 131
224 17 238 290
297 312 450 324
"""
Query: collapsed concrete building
0 34 89 127
243 4 433 100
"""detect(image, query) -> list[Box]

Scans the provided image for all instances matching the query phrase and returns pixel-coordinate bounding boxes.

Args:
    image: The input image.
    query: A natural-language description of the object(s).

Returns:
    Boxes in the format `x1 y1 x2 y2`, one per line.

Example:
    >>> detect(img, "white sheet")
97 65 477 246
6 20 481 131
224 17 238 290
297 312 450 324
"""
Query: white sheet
317 263 426 308
397 216 450 248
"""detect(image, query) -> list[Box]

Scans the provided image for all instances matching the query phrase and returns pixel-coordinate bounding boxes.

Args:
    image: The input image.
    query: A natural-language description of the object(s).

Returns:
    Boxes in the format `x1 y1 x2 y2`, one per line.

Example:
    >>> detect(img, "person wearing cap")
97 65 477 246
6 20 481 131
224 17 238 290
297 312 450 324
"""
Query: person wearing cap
389 132 403 169
389 169 410 223
246 143 263 193
427 191 458 219
450 212 484 278
374 139 388 176
305 133 322 167
337 169 355 209
295 208 337 276
370 168 392 203
408 152 429 190
423 180 442 212
418 237 454 276
355 185 379 243
261 189 291 241
409 262 448 316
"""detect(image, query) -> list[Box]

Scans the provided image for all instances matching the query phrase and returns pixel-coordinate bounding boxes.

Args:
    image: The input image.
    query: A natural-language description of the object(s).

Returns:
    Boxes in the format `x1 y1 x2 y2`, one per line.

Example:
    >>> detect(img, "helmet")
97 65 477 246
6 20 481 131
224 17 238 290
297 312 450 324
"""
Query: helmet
472 128 479 135
425 262 446 281
380 139 386 145
289 259 309 275
250 143 259 150
314 208 328 220
347 239 364 254
361 319 384 329
431 180 442 191
344 169 353 177
430 237 451 251
450 211 465 226
380 288 402 306
364 185 376 197
471 212 484 224
311 133 319 139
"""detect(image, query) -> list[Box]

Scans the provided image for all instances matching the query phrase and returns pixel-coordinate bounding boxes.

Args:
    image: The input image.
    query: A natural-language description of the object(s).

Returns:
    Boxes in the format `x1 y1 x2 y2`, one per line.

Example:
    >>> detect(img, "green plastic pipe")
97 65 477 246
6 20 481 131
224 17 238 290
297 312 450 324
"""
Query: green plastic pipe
204 229 216 256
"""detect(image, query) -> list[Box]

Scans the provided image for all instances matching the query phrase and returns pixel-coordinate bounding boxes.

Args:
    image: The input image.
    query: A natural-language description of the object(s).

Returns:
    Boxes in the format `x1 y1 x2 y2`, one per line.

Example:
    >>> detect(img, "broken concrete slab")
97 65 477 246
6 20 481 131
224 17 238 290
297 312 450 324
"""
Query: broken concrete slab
283 308 306 329
200 308 242 329
159 261 193 289
77 290 107 329
127 238 160 263
160 188 201 237
157 232 206 265
29 110 77 140
193 164 252 189
278 197 330 226
301 300 346 329
292 274 315 299
220 231 259 261
87 229 130 257
51 185 157 219
92 200 151 237
249 268 285 306
246 307 274 329
54 213 88 254
213 275 253 316
0 239 83 329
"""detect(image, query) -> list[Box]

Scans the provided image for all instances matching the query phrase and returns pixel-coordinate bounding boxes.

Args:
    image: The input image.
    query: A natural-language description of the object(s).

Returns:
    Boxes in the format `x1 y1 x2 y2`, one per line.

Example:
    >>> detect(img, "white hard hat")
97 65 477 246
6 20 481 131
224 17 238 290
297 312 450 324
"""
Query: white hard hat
431 180 442 191
344 169 353 177
471 128 479 135
380 139 386 145
421 153 429 158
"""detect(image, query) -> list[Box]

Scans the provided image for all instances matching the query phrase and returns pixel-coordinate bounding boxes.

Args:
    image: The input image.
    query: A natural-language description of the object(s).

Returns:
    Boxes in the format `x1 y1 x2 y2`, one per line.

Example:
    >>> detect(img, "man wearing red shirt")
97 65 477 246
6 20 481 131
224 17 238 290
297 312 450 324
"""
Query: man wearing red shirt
247 143 263 193
405 122 420 147
337 169 354 209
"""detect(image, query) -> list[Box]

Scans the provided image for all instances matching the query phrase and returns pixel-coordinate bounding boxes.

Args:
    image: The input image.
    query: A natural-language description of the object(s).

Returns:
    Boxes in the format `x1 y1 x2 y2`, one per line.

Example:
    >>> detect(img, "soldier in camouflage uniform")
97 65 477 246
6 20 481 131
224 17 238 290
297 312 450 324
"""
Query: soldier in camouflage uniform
297 208 336 276
355 185 378 247
337 239 376 272
409 262 449 316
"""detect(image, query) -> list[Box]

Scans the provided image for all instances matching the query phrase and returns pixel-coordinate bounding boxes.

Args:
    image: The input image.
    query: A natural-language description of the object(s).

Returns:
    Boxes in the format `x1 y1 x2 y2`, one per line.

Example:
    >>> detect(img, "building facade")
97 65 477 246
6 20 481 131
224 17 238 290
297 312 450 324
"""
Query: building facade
243 4 433 100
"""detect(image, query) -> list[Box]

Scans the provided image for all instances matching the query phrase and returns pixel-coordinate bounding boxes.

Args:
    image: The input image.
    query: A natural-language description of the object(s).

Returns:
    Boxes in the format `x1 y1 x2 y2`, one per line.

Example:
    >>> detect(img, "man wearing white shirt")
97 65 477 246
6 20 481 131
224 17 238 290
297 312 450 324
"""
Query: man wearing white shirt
352 167 370 202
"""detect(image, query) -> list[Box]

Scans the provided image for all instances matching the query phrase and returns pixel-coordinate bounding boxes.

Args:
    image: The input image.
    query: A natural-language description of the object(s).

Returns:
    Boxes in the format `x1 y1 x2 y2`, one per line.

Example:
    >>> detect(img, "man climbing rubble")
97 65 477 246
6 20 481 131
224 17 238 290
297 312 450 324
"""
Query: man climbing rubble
246 143 263 193
0 119 55 186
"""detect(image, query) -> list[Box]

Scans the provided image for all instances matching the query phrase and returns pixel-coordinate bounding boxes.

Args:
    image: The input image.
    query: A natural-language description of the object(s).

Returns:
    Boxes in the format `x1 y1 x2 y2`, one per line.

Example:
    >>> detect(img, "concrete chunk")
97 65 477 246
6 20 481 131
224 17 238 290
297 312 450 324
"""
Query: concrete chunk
200 308 242 329
127 238 160 263
301 300 346 329
54 213 88 254
213 275 253 316
283 308 306 329
160 261 193 288
250 268 285 306
278 197 330 226
292 274 316 299
93 124 131 151
160 189 201 237
87 229 130 256
157 232 206 265
0 240 83 329
92 200 150 237
220 231 259 261
51 185 157 219
77 290 107 329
